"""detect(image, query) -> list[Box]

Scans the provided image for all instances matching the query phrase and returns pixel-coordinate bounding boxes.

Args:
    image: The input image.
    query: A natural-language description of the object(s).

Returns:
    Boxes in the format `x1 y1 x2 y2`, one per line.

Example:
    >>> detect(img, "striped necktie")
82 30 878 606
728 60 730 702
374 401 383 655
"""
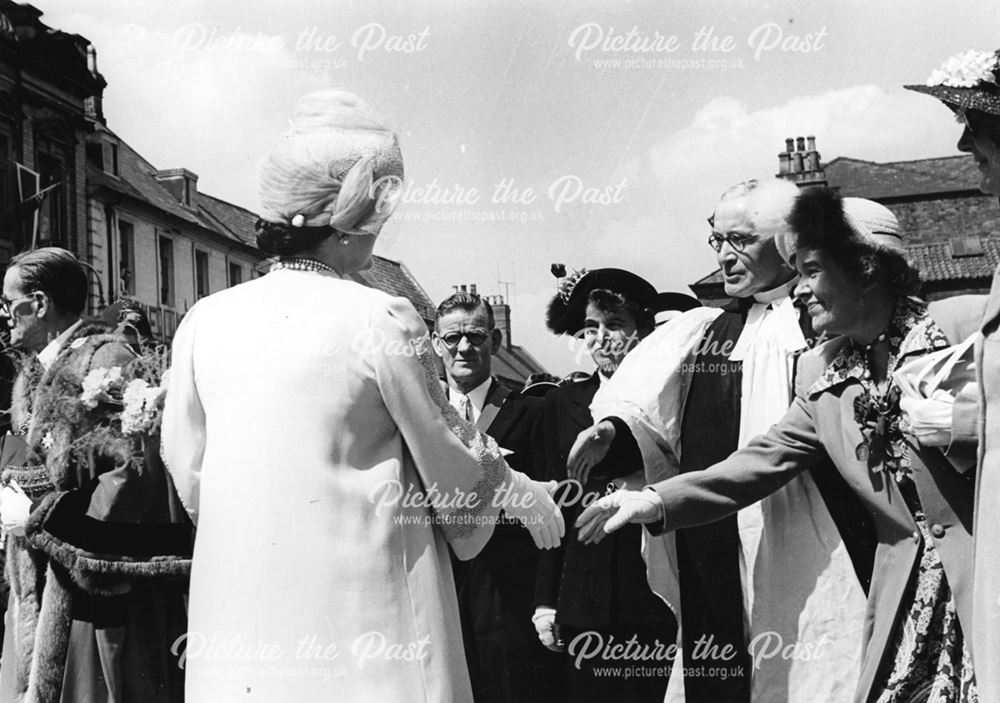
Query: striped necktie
457 393 474 423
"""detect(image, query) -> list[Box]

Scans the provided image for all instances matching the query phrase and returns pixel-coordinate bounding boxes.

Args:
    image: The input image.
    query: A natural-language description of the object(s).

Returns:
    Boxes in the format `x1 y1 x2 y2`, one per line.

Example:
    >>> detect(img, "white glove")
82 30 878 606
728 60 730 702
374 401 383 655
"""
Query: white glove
575 489 663 545
502 469 565 550
532 607 562 652
1 481 31 537
900 390 954 447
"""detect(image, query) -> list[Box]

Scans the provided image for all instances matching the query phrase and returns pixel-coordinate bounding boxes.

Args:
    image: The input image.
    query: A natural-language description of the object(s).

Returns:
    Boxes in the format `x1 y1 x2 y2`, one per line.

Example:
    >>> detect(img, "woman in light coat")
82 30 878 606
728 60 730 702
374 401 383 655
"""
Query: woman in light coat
160 90 562 703
905 47 1000 702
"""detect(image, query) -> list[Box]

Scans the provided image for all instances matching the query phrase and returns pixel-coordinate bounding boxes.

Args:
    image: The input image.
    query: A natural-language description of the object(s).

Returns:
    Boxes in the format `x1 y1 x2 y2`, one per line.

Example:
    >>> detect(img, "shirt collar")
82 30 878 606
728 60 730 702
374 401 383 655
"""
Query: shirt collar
36 320 83 371
752 278 798 305
808 297 949 397
450 376 493 412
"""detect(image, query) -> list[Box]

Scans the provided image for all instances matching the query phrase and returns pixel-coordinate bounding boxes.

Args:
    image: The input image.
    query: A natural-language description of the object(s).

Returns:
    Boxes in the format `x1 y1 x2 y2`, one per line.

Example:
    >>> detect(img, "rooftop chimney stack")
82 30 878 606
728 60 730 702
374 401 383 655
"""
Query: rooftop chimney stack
778 151 790 175
153 168 199 208
490 294 512 350
776 135 827 187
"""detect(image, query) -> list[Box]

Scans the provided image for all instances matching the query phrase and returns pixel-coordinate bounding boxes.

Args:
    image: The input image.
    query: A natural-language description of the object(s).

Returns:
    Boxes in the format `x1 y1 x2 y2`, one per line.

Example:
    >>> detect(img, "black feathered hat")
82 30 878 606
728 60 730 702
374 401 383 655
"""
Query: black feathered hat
546 266 658 335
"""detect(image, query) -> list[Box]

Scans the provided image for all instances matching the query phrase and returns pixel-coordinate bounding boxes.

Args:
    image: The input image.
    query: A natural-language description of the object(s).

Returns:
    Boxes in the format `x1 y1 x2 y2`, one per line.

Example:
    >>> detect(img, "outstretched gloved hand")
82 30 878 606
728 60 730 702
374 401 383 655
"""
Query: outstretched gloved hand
574 489 663 545
502 469 565 550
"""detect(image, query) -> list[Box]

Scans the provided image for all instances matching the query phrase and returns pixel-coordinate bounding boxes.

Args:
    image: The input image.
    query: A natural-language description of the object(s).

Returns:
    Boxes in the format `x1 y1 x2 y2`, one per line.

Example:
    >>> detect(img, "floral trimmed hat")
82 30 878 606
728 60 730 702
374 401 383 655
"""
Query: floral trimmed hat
905 49 1000 116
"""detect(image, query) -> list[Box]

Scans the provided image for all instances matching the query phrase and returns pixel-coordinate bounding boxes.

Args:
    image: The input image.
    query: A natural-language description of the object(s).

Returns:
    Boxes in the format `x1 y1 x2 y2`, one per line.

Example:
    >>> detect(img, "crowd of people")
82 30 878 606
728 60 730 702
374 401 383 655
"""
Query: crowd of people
0 47 995 703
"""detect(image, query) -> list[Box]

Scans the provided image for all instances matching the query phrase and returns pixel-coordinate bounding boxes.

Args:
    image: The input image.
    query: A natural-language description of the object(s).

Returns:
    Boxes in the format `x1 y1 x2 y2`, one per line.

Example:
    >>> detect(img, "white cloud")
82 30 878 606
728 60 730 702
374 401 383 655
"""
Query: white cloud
586 84 966 305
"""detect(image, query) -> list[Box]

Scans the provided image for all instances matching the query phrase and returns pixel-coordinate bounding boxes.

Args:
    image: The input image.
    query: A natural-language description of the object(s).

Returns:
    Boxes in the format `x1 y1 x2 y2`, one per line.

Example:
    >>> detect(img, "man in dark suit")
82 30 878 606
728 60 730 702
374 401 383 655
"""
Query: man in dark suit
431 290 560 703
532 268 695 703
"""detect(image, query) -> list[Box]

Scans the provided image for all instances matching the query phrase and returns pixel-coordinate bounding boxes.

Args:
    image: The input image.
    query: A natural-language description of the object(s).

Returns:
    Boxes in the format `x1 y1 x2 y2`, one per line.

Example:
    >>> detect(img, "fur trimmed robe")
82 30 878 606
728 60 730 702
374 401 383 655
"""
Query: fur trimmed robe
0 322 193 703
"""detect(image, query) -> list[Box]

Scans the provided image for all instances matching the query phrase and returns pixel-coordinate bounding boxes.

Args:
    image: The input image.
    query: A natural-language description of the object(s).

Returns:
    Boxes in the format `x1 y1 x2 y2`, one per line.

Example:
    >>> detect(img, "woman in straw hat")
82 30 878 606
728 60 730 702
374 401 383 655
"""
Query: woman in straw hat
905 48 1000 702
160 89 563 703
576 187 987 703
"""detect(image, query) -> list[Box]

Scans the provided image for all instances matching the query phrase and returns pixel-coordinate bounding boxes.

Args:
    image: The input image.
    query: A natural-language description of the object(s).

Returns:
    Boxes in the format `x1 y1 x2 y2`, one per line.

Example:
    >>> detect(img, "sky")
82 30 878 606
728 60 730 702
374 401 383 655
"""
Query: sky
36 0 1000 375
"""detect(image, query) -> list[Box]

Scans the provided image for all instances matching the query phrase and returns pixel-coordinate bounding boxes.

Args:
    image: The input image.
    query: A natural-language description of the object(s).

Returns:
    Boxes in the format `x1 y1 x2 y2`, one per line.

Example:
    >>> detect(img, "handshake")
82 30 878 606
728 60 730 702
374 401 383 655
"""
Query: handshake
502 469 565 550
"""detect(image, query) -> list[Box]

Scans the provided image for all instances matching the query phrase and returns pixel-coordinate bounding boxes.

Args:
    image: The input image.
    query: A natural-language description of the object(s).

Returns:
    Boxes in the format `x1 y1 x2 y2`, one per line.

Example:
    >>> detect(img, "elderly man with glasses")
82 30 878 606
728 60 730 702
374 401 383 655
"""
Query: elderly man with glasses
570 179 876 703
430 290 562 703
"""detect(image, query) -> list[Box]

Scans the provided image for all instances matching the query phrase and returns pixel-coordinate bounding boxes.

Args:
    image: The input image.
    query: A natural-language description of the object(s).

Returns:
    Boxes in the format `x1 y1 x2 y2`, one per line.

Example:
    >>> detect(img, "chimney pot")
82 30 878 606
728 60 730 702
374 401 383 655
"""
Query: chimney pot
796 137 806 152
460 285 467 293
785 138 794 152
470 283 477 295
778 152 790 175
807 135 816 151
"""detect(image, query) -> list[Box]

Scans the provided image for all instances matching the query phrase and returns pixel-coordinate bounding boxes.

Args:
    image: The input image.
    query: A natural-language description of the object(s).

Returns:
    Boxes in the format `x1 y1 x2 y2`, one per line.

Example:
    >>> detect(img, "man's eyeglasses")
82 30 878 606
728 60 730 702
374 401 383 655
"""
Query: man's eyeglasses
0 292 39 316
708 231 756 253
439 331 491 347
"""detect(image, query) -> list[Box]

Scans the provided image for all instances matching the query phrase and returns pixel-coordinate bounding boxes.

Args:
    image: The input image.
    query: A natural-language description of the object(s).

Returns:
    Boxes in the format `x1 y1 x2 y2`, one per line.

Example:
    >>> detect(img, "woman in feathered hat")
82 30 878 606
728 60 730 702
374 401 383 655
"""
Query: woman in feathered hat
160 90 563 703
534 266 687 703
906 48 1000 701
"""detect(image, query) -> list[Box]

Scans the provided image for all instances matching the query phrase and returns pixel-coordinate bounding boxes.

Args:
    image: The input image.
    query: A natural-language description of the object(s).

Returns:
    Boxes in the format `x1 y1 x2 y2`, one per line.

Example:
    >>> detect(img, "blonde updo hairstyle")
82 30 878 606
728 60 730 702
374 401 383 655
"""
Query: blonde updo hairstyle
256 90 404 256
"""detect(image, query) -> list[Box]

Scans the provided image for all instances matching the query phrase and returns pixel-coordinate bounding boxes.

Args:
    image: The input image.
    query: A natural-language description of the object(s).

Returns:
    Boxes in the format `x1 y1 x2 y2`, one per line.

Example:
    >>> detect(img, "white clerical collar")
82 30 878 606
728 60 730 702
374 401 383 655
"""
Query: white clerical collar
37 319 84 371
449 376 493 413
752 278 798 306
731 283 807 362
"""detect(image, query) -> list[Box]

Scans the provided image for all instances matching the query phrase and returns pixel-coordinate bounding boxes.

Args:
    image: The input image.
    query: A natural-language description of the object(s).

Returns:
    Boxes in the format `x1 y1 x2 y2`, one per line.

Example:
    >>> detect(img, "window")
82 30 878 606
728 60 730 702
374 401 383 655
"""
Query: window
158 235 174 307
36 153 66 247
184 179 192 207
0 130 13 252
228 261 243 287
195 250 209 299
119 221 135 295
950 237 984 258
106 143 119 176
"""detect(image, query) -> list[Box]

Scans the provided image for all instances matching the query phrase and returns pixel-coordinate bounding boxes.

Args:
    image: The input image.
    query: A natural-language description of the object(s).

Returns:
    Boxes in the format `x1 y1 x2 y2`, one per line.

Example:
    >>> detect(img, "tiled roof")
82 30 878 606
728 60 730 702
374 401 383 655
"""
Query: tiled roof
87 134 257 251
197 194 258 247
908 236 1000 282
493 345 548 385
352 257 437 322
825 156 980 199
691 268 724 286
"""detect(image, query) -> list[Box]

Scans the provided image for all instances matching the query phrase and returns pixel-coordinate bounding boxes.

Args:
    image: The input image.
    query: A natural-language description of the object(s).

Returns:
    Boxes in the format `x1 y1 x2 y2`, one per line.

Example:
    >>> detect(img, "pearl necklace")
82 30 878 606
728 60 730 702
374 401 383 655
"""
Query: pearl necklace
269 258 339 275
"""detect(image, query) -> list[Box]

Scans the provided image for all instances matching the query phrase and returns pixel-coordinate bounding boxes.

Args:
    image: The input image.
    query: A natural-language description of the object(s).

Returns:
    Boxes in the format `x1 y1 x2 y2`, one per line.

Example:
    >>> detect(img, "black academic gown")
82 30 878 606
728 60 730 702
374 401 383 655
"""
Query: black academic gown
450 379 563 703
534 373 676 703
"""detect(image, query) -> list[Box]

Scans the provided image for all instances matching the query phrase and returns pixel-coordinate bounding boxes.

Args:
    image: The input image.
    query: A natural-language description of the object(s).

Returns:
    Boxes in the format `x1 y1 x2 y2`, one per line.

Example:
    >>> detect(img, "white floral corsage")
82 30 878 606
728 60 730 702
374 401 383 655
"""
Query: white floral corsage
121 378 168 436
80 366 124 409
926 49 999 88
